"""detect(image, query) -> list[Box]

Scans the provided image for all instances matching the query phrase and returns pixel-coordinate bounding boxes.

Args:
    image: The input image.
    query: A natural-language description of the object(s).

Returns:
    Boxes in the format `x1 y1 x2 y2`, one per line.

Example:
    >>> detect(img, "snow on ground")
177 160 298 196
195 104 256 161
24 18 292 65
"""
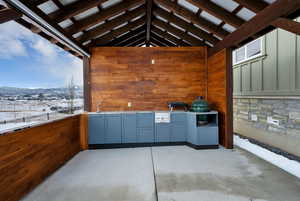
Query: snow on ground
234 135 300 178
0 121 40 133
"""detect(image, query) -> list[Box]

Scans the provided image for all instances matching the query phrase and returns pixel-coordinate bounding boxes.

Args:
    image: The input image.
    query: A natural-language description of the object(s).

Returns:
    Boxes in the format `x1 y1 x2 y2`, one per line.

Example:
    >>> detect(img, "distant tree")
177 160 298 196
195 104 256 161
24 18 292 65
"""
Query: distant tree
38 93 44 101
67 77 75 114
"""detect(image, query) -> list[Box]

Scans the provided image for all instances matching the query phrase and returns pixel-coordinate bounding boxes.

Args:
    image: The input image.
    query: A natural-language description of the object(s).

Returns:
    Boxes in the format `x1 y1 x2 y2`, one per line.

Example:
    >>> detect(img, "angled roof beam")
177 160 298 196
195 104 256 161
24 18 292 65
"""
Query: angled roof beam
209 0 300 56
185 0 244 28
153 7 219 45
118 33 146 46
49 0 109 23
65 0 145 35
152 18 206 46
150 41 158 47
151 32 177 46
105 26 146 46
129 37 146 47
0 6 22 23
146 0 153 46
77 5 146 43
151 26 190 46
88 16 145 46
233 0 300 35
150 37 167 47
154 0 228 38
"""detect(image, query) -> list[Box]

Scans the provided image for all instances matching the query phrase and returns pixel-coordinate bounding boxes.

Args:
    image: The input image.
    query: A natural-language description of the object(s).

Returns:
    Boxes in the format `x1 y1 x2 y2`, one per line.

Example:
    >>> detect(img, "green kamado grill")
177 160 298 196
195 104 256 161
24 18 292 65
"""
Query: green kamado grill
190 96 210 125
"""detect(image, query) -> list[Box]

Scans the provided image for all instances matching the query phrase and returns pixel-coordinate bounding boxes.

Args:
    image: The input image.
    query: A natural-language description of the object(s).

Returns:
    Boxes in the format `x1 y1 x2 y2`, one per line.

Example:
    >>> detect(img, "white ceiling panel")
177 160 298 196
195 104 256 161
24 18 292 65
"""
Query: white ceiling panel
38 1 59 14
210 0 239 12
178 0 199 13
58 19 73 28
156 15 168 23
73 7 99 20
59 0 78 6
174 13 191 23
85 21 105 31
108 11 126 20
101 0 122 9
236 8 256 21
200 11 222 25
263 0 276 4
223 24 236 32
170 23 185 32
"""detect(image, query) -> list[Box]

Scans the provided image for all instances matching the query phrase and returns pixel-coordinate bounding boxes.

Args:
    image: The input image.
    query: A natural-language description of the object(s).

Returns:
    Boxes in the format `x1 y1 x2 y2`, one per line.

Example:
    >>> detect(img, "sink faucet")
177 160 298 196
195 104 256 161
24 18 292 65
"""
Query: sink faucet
96 101 102 113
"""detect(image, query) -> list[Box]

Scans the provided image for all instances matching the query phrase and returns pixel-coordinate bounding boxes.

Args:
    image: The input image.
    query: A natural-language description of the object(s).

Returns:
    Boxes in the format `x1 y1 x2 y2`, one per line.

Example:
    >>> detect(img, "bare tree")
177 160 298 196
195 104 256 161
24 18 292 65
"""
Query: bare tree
67 76 75 114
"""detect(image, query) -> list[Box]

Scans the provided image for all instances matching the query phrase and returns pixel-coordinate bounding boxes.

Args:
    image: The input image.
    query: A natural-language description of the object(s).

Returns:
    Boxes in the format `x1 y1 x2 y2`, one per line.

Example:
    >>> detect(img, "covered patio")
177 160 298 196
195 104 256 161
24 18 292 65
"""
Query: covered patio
1 0 300 201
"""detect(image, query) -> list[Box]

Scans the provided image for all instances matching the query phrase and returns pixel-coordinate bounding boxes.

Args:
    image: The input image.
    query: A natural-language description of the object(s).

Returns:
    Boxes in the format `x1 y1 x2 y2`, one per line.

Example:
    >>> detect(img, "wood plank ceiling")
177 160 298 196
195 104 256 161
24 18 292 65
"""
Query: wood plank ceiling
2 0 300 58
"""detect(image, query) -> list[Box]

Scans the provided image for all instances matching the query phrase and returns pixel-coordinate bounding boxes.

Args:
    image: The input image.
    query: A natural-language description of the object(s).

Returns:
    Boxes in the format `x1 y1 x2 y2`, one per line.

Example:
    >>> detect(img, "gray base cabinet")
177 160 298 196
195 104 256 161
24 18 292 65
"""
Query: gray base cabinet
88 111 218 147
122 114 137 143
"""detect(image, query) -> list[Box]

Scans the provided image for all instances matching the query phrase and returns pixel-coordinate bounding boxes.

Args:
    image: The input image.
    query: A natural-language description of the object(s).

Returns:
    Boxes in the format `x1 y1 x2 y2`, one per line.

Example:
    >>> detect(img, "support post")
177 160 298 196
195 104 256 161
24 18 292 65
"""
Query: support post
83 56 91 112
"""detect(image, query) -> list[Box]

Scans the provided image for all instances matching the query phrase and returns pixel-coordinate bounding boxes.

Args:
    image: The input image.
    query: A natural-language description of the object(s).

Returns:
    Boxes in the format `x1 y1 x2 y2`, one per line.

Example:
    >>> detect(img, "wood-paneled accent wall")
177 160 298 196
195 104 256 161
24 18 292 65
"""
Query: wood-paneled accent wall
0 115 82 201
89 47 207 111
207 49 233 148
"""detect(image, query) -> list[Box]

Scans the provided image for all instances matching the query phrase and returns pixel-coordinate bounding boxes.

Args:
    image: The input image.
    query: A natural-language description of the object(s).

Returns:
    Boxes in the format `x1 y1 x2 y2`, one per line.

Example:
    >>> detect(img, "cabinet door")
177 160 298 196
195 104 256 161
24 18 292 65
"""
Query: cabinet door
155 123 171 142
137 128 154 143
187 113 197 144
88 115 105 144
137 113 154 128
171 124 186 142
122 114 137 143
197 127 219 145
105 115 122 144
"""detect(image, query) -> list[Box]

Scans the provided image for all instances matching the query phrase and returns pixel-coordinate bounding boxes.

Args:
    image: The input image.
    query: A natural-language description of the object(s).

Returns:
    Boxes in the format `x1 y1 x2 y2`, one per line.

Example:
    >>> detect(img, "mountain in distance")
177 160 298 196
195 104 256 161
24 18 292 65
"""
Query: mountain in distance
0 86 83 96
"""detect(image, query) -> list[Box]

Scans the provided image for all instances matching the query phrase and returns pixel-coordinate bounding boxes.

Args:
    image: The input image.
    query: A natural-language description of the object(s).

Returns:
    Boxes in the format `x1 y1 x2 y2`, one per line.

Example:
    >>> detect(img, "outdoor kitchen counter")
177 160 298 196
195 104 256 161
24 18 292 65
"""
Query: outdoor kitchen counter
88 111 219 149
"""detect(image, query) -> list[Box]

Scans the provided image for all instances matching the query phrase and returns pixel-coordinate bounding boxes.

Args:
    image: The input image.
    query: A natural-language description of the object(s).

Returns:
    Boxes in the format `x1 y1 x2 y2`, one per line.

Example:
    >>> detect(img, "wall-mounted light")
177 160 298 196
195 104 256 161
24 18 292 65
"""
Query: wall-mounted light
151 59 155 64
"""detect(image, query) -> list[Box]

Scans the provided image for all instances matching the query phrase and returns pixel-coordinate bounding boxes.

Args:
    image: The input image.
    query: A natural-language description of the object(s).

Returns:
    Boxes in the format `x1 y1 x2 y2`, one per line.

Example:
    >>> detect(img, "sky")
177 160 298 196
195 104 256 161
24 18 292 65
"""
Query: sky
0 21 83 88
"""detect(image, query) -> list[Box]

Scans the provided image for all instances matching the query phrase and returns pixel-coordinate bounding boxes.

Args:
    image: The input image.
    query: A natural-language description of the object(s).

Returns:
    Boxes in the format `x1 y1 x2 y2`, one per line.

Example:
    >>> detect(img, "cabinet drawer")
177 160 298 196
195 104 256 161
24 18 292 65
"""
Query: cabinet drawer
197 126 218 145
171 113 186 122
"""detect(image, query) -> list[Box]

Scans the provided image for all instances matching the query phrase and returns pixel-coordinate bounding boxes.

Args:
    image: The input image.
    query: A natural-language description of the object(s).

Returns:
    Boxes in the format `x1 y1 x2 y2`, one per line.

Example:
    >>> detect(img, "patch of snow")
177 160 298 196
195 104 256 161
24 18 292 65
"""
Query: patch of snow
0 121 40 133
234 135 300 178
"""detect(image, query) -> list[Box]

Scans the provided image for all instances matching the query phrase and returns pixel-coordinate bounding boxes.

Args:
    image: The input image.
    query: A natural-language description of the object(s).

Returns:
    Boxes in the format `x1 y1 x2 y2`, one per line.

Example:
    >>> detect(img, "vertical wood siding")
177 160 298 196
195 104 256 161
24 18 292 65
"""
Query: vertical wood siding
233 17 300 96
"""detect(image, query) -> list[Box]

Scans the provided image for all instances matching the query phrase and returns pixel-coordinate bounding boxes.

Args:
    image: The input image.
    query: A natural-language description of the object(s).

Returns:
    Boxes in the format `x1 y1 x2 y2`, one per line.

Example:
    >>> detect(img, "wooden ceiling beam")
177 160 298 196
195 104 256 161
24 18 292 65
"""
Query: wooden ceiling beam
272 17 300 35
234 0 300 35
128 37 146 47
49 0 109 23
106 26 146 46
154 0 228 38
77 5 145 43
151 32 176 46
185 0 244 28
118 33 146 46
209 0 300 56
0 7 22 23
150 37 167 47
65 0 145 35
152 18 206 46
153 7 219 45
15 0 89 54
146 0 153 46
151 26 190 46
88 17 145 46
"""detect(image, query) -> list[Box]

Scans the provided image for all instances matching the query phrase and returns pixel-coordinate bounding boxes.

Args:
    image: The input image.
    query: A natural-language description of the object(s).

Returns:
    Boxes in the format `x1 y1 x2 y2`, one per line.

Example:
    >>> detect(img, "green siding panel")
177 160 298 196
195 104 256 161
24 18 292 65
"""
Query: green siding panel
242 64 251 92
251 60 262 92
233 67 241 94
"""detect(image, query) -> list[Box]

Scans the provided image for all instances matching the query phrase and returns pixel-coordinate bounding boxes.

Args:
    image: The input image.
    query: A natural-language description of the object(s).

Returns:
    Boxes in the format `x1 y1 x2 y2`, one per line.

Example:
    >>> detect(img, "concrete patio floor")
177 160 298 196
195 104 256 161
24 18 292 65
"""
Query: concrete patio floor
21 146 300 201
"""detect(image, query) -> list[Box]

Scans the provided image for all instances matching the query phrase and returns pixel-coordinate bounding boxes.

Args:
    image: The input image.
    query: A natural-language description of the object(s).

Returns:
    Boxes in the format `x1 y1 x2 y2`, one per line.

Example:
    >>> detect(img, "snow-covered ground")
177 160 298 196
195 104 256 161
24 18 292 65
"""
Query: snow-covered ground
0 122 40 133
234 135 300 178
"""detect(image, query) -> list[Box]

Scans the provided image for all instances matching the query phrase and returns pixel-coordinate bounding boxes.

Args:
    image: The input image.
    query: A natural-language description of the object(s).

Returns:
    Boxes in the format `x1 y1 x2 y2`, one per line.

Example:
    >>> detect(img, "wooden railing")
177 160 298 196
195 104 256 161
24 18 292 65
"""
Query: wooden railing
0 114 88 201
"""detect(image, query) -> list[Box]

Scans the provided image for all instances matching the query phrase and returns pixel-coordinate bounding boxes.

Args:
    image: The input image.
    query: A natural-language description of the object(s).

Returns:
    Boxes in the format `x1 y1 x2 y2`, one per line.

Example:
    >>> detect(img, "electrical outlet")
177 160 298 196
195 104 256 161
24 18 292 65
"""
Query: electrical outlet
128 102 132 107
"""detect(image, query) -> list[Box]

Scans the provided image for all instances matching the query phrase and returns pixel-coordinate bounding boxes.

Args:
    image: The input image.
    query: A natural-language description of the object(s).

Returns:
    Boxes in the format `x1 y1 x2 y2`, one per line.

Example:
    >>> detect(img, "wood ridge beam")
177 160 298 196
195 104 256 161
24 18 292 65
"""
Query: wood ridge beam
146 0 153 46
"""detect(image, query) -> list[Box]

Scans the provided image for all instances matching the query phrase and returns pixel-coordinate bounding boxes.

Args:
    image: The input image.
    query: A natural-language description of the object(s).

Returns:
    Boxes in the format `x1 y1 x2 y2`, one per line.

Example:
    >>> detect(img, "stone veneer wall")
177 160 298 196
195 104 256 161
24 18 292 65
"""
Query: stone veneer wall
233 97 300 157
